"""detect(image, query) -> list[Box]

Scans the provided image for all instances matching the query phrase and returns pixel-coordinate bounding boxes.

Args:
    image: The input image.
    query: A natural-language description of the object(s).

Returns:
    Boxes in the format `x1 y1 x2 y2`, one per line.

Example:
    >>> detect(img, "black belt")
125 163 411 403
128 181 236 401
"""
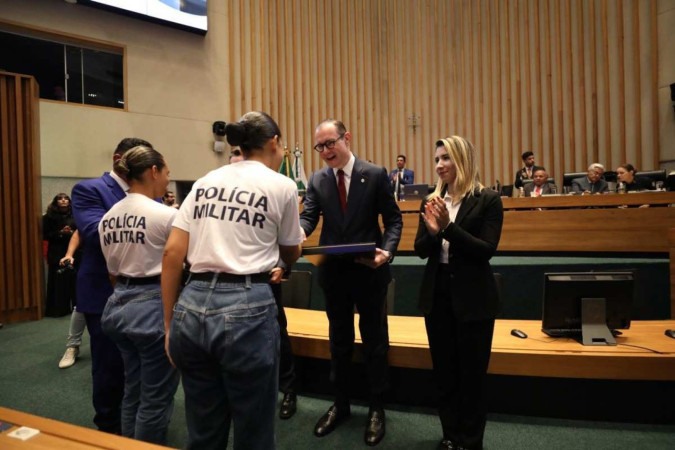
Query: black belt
189 272 270 284
117 275 160 285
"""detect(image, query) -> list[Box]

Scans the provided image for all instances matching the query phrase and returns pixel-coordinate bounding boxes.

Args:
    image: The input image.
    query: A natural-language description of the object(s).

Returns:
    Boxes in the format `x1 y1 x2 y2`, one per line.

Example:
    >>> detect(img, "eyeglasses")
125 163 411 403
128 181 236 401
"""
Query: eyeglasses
313 134 345 153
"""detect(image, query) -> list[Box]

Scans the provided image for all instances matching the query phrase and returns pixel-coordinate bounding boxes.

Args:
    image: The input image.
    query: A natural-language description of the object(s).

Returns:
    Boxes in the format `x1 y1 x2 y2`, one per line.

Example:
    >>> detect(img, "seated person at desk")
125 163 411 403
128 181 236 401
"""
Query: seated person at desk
523 168 556 197
616 163 653 192
572 163 608 194
514 151 543 189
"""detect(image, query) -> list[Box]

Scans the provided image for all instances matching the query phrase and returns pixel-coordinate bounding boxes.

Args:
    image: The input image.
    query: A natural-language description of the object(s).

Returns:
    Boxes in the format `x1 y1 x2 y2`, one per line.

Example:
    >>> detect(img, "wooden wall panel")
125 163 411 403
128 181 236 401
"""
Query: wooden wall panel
225 0 660 187
0 71 42 324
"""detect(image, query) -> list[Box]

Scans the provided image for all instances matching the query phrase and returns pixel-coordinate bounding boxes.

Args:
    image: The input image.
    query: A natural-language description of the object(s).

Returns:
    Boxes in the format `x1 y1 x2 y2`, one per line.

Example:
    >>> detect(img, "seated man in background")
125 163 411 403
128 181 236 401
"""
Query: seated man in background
514 151 543 189
524 168 556 196
572 163 608 194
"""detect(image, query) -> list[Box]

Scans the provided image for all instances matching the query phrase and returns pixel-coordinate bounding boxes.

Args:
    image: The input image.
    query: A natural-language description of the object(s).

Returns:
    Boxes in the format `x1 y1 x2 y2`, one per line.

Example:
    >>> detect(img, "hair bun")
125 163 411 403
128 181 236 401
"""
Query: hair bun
225 122 247 147
114 158 130 176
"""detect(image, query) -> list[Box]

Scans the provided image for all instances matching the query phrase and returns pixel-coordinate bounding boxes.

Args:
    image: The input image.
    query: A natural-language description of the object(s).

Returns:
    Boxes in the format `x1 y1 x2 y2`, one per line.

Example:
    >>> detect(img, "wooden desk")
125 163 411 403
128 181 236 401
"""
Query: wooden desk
394 191 675 212
306 194 675 253
286 308 675 381
303 195 675 317
395 207 675 253
501 191 675 210
0 407 174 450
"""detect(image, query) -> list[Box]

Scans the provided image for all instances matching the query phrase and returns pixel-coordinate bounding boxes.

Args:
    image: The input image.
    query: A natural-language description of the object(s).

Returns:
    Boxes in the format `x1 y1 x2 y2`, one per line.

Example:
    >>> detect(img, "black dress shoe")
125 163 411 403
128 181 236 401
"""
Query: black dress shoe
439 440 471 450
314 404 350 437
279 392 297 419
364 408 385 446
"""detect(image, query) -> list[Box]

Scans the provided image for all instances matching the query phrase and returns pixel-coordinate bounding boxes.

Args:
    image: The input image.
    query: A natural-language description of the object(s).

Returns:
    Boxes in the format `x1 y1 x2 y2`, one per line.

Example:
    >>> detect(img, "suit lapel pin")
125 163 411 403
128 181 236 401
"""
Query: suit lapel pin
361 178 365 183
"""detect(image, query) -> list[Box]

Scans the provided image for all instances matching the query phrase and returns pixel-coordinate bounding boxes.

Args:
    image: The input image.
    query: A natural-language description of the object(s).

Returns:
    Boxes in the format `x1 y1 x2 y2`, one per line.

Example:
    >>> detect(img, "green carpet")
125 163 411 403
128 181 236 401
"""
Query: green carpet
1 316 674 449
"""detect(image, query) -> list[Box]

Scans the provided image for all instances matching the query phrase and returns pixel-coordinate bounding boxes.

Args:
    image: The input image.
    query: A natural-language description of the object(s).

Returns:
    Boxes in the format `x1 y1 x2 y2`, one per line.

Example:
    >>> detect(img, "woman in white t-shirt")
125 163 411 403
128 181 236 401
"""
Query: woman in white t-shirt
162 111 303 450
99 145 179 445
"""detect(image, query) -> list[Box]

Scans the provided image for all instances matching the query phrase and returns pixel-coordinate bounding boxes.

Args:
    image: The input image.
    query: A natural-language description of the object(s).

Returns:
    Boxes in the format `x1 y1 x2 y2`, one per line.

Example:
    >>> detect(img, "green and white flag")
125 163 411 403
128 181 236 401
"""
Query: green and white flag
278 146 294 180
293 144 308 192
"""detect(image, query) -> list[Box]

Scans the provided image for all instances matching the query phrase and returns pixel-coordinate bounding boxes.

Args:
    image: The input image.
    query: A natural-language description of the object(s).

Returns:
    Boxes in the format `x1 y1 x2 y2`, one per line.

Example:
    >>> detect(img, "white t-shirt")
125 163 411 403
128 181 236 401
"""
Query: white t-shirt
99 193 177 277
173 160 303 274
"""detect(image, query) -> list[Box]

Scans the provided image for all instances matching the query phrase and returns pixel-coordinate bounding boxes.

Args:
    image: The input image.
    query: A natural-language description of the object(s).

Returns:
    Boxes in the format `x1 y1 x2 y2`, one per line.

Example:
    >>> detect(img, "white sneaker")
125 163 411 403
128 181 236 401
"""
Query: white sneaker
59 347 79 369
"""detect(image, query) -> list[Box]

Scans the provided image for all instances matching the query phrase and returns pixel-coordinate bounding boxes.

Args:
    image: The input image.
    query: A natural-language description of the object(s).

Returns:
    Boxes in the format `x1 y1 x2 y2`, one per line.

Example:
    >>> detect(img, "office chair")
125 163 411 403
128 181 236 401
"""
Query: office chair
281 271 313 309
562 172 588 188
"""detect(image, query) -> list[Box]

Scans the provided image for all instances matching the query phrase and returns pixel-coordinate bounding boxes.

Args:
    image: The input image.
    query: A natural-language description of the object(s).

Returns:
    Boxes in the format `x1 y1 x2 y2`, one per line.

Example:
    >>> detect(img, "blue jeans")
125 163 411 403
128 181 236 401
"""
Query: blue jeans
101 282 179 445
169 275 279 450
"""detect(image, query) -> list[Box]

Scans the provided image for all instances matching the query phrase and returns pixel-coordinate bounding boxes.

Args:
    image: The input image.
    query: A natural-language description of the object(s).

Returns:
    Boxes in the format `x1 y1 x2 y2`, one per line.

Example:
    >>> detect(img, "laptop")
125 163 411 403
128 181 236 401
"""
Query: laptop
402 184 430 201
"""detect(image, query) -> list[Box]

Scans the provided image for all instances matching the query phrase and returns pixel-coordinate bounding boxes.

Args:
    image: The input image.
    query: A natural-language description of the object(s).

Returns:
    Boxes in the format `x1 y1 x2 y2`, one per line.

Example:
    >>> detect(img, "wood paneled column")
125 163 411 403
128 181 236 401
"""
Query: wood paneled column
0 71 42 323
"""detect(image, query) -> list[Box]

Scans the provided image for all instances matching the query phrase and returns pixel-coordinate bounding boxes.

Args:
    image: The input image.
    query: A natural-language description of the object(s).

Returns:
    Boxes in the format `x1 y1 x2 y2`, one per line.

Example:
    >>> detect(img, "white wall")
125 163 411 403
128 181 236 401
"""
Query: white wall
2 0 233 181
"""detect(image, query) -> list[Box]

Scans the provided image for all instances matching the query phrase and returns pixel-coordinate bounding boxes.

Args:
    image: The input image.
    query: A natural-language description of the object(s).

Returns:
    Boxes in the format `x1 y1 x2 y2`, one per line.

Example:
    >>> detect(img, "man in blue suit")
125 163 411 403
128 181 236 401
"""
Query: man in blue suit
71 137 152 433
389 154 415 200
301 119 402 446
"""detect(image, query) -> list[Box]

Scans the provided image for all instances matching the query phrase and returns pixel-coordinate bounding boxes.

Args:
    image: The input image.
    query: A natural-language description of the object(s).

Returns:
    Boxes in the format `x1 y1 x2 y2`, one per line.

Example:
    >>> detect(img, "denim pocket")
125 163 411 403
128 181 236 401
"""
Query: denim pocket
222 305 278 374
120 296 164 342
101 293 119 337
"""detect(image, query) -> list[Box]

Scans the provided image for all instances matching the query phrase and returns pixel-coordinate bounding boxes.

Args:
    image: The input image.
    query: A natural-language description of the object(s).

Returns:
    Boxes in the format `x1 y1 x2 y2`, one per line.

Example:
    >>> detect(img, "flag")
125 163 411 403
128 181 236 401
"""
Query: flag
292 144 308 192
278 146 295 181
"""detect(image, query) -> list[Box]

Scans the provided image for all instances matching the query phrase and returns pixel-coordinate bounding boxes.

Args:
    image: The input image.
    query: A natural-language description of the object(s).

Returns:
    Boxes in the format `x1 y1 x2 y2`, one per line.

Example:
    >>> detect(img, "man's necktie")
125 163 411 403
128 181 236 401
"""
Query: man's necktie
535 186 541 196
337 169 347 212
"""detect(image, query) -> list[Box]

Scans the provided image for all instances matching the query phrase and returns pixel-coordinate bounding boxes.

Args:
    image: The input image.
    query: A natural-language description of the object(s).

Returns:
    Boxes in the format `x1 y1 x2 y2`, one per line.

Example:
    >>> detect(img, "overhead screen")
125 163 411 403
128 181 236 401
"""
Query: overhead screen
84 0 208 34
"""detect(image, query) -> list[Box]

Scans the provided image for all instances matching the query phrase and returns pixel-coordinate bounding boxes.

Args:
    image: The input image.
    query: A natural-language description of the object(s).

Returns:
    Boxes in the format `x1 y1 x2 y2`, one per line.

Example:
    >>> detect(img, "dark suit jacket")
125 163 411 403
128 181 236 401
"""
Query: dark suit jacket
71 172 126 314
389 168 415 186
42 212 77 265
514 165 543 189
523 182 556 197
571 177 608 194
414 188 503 320
300 158 403 288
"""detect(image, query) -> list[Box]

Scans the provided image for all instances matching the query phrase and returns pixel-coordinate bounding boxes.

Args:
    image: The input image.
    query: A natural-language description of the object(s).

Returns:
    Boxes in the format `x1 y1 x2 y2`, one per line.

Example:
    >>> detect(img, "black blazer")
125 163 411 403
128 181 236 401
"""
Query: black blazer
300 157 403 288
414 188 503 320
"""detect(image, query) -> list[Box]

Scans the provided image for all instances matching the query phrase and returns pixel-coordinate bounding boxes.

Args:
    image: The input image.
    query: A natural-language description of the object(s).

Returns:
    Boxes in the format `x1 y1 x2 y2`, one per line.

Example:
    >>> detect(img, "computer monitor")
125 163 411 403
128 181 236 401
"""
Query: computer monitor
541 271 633 346
402 184 431 201
636 169 666 189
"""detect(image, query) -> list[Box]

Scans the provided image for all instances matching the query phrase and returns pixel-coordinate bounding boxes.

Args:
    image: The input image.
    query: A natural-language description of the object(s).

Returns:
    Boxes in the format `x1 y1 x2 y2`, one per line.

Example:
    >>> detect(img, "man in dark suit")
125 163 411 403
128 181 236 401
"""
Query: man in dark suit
571 163 608 194
514 151 543 189
71 137 152 433
523 168 556 197
389 154 415 200
300 119 402 446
